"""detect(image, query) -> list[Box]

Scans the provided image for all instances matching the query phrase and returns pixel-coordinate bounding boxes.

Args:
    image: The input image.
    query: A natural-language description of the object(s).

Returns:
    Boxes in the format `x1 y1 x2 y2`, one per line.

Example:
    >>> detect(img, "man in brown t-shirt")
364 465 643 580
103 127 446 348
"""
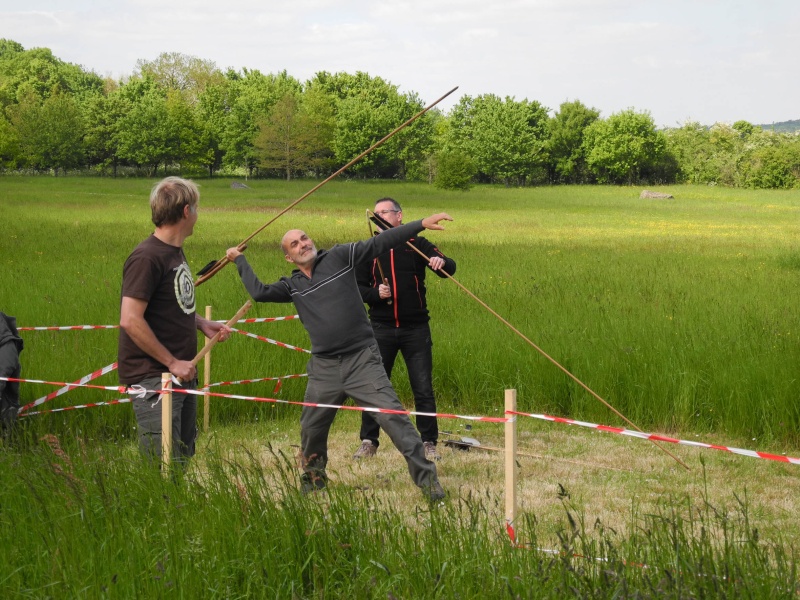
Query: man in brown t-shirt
118 177 229 464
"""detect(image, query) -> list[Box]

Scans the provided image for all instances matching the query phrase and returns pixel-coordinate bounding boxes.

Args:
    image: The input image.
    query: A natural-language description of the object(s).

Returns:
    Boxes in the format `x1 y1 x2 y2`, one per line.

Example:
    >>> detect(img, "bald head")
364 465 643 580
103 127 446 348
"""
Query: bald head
282 229 318 270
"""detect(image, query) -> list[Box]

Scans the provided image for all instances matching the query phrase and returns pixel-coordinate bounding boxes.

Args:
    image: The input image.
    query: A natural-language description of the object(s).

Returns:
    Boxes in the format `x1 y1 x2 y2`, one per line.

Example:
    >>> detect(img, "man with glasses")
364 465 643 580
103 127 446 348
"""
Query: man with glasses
353 198 456 461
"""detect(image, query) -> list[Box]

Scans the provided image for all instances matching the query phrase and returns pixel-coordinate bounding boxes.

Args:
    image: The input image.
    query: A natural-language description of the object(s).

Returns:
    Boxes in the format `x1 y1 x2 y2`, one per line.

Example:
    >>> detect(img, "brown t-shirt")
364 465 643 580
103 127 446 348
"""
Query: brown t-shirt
117 235 197 384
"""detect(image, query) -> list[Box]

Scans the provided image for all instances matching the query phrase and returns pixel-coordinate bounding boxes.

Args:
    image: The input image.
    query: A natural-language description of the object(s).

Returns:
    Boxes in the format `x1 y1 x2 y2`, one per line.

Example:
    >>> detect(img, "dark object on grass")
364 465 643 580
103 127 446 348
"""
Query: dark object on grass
0 312 23 432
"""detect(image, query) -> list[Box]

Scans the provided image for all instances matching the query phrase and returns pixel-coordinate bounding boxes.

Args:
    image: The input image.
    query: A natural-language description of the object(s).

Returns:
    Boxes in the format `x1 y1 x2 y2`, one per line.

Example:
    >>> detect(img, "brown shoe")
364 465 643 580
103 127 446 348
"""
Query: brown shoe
353 439 377 459
423 441 441 461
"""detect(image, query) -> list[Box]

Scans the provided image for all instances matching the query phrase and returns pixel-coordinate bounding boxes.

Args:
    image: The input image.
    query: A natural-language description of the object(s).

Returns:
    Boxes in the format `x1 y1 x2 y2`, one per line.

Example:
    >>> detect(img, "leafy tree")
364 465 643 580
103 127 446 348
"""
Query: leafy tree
254 92 334 180
434 149 476 190
195 81 230 176
116 85 170 175
135 52 224 105
310 71 433 179
164 89 203 173
7 90 85 174
0 114 19 168
547 100 600 183
445 94 549 185
221 69 302 175
740 137 800 189
582 109 666 184
83 89 130 175
0 44 103 109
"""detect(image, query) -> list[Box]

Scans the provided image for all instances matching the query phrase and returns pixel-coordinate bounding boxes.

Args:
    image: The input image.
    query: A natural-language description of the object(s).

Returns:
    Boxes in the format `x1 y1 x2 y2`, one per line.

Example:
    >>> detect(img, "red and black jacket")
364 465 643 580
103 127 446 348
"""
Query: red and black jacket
356 236 456 327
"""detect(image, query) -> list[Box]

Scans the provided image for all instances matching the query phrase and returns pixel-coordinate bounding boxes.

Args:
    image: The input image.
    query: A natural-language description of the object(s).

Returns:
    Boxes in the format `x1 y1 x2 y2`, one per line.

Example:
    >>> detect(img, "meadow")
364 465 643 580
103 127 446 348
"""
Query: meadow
1 177 800 597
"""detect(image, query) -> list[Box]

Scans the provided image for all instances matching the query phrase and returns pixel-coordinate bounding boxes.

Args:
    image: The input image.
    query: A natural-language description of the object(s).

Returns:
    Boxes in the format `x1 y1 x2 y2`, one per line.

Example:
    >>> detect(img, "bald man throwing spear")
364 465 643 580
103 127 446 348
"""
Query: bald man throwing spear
226 212 453 501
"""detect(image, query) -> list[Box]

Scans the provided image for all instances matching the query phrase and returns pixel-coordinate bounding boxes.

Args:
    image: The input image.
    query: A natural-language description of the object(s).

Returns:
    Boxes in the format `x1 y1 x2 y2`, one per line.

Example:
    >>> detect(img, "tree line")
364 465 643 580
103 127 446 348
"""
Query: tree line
1 39 798 189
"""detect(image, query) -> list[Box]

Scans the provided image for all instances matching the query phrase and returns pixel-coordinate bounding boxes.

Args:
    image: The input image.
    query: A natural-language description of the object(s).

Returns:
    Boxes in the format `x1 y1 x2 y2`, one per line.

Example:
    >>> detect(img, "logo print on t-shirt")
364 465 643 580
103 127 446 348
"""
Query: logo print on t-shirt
174 262 196 314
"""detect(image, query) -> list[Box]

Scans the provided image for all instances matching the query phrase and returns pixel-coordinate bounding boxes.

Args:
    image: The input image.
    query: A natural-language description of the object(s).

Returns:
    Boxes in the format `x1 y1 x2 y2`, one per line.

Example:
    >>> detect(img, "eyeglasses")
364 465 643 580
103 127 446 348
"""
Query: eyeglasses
375 209 400 216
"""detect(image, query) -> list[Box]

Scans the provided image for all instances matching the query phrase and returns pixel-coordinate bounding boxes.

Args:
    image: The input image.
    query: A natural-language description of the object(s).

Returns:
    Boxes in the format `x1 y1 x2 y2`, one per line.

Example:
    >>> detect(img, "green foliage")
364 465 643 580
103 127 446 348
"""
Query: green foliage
547 100 600 183
741 143 800 189
254 92 334 180
5 90 85 173
445 94 549 185
0 38 798 185
583 109 666 184
434 149 476 190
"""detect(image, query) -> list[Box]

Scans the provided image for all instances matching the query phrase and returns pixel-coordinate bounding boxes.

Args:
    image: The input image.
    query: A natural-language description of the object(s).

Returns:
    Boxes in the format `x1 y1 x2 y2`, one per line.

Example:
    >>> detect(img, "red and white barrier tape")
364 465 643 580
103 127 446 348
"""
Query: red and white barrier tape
18 314 300 331
231 328 310 353
18 325 119 331
19 399 130 417
17 362 118 413
204 373 307 389
233 315 300 323
8 372 799 466
511 410 800 466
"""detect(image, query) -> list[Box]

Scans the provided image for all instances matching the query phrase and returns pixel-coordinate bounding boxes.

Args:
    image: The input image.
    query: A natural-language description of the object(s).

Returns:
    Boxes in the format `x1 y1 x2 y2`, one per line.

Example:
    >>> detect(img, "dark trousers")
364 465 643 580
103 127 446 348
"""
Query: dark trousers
130 375 197 465
300 344 437 489
359 322 438 446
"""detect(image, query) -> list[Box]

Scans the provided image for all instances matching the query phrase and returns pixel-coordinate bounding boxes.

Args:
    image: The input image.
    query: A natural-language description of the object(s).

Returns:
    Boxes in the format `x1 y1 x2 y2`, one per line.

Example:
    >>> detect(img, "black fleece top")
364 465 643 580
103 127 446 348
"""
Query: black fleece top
356 235 455 327
233 220 427 356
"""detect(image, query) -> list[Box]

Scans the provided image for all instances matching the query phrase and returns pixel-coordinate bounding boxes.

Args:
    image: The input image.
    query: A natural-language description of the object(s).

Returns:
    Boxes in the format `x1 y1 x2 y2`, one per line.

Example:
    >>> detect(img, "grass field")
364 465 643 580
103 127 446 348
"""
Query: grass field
2 177 800 597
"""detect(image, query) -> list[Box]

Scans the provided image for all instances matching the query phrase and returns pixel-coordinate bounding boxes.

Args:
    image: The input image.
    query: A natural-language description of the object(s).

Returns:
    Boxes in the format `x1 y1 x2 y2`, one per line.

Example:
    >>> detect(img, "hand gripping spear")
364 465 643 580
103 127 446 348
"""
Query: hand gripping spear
368 211 689 470
194 86 459 287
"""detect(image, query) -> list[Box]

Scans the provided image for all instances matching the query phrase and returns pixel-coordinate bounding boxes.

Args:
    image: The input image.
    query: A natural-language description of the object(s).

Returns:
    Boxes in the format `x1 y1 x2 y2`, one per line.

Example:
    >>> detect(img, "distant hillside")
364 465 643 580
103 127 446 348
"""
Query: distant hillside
757 119 800 133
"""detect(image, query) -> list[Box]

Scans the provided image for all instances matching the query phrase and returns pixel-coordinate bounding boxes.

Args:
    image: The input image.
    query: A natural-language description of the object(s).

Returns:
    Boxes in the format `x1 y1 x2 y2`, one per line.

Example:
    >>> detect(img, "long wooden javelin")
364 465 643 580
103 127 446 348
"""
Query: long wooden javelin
368 211 689 470
194 86 459 287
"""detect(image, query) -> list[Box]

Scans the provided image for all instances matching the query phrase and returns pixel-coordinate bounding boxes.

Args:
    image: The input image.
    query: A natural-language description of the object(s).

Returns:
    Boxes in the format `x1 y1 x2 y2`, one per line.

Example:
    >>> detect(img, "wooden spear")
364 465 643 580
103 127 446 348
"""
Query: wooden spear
194 86 459 287
368 211 689 470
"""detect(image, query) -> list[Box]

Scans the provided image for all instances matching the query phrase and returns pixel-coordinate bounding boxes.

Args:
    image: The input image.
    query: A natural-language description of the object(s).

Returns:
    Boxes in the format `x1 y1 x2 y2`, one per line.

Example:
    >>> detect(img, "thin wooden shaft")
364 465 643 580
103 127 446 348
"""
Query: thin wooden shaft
504 389 518 537
194 86 459 287
395 231 689 470
192 301 252 366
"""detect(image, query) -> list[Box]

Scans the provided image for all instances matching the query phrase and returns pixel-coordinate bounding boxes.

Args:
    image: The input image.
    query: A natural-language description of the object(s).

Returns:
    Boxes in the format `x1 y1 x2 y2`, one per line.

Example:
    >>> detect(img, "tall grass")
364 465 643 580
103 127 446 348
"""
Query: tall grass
2 178 800 448
0 436 795 598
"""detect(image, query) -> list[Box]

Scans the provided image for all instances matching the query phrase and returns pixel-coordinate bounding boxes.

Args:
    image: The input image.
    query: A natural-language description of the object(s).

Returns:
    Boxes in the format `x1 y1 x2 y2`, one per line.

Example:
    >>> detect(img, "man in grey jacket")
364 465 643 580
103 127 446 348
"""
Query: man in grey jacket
0 312 23 434
226 213 452 501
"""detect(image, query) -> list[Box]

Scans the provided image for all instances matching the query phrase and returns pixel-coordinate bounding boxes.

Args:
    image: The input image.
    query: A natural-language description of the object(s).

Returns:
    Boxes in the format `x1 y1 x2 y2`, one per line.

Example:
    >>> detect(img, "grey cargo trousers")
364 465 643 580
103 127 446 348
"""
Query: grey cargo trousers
300 343 438 489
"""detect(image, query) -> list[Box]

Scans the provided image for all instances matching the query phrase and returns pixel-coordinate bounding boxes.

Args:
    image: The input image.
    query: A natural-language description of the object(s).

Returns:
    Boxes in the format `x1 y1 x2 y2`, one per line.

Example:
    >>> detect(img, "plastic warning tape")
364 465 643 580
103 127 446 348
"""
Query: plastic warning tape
19 399 130 417
18 325 119 331
18 314 300 331
231 328 311 353
204 373 307 389
17 362 118 413
510 410 800 466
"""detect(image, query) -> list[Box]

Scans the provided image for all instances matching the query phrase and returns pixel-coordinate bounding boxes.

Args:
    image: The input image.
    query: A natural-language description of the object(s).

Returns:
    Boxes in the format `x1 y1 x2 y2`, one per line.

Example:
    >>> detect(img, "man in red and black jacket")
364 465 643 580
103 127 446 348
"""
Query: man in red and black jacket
354 198 456 461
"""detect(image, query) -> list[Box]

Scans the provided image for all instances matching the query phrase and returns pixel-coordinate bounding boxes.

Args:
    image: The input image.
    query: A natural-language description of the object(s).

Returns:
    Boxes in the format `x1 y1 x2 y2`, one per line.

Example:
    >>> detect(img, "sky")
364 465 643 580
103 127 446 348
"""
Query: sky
2 0 798 127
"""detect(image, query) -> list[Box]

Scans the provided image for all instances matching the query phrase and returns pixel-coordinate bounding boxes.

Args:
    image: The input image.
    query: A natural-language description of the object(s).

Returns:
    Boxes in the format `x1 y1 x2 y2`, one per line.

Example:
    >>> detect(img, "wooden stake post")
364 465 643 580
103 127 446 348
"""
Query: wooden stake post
203 305 211 432
161 372 173 475
505 389 518 540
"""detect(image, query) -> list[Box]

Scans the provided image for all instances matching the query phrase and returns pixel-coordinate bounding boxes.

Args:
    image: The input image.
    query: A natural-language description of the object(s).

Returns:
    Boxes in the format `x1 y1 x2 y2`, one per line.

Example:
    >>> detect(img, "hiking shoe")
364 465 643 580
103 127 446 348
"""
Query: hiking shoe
422 479 446 502
423 441 441 461
300 472 327 495
353 439 377 459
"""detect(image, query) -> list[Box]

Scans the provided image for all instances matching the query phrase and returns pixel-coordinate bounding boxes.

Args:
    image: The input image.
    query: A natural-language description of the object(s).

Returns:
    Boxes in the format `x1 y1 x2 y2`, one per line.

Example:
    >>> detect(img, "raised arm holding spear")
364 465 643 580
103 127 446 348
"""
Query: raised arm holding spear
194 86 459 287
